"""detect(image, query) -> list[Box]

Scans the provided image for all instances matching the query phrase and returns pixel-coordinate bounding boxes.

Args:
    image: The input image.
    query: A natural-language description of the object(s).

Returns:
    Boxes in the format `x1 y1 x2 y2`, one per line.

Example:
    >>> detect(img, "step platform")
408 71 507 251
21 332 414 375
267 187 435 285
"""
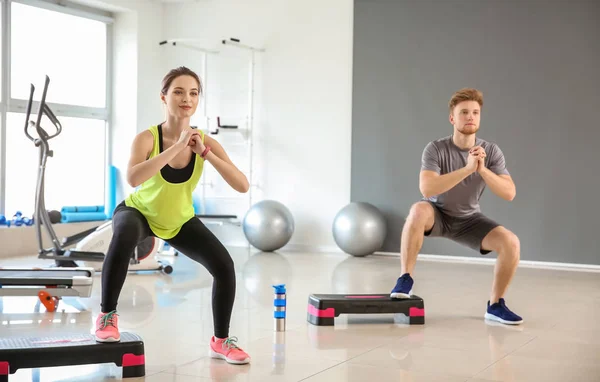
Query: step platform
0 332 145 381
307 294 425 326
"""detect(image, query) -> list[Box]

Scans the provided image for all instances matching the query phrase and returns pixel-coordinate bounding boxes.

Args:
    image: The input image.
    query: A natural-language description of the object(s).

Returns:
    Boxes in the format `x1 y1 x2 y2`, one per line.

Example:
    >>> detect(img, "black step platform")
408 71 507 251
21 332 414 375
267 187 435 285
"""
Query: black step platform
307 293 425 326
0 332 145 381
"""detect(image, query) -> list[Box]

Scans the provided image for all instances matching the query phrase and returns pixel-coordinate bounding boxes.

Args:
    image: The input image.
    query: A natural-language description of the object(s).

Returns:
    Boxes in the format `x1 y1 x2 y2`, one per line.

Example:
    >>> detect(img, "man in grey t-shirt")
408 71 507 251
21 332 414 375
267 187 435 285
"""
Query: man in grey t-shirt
391 88 523 325
421 136 510 217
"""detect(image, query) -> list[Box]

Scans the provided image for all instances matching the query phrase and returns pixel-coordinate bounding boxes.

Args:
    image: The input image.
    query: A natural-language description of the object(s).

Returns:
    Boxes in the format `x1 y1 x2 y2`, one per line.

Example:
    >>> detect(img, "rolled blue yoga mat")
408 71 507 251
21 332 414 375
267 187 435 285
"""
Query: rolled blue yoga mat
61 206 105 213
61 211 107 223
59 166 117 221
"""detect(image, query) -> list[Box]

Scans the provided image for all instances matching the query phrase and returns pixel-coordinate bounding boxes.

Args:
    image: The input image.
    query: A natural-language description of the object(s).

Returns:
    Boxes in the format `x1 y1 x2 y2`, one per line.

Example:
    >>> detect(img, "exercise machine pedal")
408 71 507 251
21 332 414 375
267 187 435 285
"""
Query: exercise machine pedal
37 291 59 312
61 226 100 247
0 332 145 381
307 293 425 326
64 250 105 261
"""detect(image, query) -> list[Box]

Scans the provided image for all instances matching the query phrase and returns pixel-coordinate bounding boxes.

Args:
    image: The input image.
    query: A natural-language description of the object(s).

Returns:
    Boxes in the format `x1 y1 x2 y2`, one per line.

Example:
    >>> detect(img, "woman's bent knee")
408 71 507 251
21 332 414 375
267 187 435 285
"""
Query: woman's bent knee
222 256 236 278
210 250 235 280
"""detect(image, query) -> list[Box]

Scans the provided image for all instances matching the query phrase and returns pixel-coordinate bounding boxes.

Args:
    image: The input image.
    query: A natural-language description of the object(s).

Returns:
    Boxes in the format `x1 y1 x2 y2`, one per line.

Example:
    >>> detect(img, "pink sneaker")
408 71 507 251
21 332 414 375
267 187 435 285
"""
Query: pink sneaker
95 311 120 343
209 336 251 365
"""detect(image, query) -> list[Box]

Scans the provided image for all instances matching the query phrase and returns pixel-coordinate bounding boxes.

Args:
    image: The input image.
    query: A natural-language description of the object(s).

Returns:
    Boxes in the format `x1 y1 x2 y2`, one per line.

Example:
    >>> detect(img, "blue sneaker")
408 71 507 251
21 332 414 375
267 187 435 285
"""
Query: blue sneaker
390 273 413 299
484 298 523 325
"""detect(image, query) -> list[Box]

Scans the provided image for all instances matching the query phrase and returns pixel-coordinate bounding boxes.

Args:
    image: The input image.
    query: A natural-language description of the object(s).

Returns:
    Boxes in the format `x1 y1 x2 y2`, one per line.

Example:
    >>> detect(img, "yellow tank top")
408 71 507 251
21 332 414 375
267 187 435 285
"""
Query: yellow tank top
125 124 204 239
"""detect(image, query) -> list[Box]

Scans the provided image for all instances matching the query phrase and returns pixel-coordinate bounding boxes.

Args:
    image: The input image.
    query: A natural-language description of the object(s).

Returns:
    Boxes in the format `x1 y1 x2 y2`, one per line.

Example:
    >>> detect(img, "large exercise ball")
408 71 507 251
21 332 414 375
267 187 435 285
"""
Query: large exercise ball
243 200 294 252
332 202 387 257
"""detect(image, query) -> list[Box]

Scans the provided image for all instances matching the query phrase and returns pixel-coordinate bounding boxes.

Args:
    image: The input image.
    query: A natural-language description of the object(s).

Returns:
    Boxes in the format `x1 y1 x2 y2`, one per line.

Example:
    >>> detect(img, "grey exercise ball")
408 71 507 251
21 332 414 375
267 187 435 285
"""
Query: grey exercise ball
243 200 295 252
332 202 387 257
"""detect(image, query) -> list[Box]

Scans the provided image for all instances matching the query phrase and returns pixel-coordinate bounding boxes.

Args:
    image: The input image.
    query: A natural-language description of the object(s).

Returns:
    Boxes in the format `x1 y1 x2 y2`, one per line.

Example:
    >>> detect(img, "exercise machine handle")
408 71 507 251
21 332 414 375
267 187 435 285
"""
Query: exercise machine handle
23 84 35 142
23 75 62 144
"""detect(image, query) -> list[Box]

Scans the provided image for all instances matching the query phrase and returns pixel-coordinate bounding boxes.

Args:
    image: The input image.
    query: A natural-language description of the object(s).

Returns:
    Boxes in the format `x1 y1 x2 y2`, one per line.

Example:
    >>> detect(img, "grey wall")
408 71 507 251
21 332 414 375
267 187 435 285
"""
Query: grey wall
351 0 600 265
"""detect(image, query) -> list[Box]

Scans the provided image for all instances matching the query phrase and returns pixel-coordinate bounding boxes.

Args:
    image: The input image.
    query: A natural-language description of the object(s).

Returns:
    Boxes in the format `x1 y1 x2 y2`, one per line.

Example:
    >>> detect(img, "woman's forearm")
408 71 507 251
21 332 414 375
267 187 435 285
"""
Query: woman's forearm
127 142 185 187
205 151 249 193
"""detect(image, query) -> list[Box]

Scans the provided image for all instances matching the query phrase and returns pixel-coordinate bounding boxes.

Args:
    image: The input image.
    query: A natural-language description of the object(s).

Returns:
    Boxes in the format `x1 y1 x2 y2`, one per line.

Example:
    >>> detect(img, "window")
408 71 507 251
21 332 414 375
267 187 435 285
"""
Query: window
1 2 6 215
0 0 112 216
10 2 107 107
0 3 3 100
5 112 106 216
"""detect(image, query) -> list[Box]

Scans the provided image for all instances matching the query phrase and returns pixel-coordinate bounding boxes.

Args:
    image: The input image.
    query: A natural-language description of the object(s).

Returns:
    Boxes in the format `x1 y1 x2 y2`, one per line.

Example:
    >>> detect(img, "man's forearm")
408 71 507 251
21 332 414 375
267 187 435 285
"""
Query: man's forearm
479 167 516 201
421 167 473 198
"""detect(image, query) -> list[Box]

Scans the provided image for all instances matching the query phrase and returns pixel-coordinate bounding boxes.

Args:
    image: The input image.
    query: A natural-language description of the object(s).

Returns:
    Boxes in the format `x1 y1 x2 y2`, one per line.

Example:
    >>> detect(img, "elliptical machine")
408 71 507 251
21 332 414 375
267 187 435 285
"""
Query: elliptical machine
24 75 173 274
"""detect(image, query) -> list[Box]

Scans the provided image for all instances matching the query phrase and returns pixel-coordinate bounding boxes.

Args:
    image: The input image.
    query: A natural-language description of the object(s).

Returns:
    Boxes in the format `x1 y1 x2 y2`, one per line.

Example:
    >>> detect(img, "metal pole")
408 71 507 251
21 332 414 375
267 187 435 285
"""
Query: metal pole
248 49 254 210
220 38 265 211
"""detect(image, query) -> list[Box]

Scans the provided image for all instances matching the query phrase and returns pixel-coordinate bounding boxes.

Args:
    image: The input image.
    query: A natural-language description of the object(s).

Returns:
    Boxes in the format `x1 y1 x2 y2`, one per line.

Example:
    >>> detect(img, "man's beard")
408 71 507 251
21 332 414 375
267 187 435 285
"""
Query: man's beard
457 125 478 135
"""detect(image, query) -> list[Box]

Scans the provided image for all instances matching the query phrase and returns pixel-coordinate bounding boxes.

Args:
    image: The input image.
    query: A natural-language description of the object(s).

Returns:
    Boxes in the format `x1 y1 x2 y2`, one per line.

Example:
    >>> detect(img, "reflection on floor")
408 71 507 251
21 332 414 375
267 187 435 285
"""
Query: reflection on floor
1 248 599 381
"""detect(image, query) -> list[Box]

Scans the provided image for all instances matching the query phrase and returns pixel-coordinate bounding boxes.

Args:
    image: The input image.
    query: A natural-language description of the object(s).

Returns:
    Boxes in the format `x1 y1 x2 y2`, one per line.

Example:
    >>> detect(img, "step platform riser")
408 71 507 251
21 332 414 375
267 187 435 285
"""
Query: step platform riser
306 294 425 326
0 332 145 381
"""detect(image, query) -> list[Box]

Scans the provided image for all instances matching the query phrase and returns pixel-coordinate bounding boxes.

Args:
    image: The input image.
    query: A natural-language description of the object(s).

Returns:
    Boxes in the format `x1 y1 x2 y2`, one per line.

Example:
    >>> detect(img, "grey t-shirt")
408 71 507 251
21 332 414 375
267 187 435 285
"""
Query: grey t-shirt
421 135 510 217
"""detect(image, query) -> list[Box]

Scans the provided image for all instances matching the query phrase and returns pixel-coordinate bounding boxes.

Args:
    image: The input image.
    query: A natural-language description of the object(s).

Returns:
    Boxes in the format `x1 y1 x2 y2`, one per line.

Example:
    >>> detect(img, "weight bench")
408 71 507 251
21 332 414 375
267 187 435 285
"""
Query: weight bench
0 267 94 312
307 294 425 325
0 333 145 381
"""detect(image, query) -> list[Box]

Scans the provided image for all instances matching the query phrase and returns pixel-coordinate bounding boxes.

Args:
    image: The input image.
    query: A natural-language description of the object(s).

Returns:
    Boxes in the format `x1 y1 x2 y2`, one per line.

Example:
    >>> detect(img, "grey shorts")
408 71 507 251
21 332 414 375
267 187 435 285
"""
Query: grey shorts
424 201 500 254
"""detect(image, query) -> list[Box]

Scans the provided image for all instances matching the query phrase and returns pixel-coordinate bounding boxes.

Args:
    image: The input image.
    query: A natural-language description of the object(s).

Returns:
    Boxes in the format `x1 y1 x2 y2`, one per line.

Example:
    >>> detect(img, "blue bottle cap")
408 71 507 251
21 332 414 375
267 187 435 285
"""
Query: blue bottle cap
272 284 286 294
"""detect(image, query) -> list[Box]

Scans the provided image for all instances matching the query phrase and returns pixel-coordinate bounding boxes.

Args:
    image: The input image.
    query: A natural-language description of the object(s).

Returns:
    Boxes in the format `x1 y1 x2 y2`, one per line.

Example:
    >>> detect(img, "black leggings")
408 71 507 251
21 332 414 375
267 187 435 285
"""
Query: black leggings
101 202 236 338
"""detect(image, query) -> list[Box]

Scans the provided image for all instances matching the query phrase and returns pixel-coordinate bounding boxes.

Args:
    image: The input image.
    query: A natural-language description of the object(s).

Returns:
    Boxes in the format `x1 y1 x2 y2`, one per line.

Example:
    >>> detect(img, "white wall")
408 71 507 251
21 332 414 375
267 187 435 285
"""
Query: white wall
161 0 354 251
134 4 165 134
72 0 354 251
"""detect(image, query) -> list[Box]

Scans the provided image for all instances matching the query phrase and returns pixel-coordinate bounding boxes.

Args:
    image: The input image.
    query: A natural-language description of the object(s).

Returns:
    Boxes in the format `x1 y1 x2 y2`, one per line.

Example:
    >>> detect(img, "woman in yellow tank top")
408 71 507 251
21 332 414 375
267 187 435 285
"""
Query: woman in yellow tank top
94 67 251 365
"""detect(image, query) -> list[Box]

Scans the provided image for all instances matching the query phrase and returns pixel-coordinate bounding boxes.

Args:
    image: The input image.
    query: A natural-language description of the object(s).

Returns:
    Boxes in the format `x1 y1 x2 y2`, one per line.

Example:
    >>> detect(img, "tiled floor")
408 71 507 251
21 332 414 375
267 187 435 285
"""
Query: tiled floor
1 248 599 381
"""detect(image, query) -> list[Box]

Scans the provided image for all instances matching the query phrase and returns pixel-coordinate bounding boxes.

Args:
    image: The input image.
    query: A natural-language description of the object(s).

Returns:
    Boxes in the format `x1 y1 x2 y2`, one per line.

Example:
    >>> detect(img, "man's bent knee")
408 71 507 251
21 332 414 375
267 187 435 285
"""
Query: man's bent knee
408 202 435 230
485 227 520 258
504 232 520 259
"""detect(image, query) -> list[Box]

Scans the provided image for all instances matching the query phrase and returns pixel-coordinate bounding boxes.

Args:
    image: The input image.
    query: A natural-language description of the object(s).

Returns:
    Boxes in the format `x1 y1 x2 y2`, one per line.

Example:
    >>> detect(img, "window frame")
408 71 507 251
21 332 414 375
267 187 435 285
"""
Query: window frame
0 0 114 215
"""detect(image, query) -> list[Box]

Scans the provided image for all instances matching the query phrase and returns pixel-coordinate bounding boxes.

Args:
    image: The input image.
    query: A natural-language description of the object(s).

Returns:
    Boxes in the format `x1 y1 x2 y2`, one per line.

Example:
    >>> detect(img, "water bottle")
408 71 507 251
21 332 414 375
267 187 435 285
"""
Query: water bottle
273 284 286 332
